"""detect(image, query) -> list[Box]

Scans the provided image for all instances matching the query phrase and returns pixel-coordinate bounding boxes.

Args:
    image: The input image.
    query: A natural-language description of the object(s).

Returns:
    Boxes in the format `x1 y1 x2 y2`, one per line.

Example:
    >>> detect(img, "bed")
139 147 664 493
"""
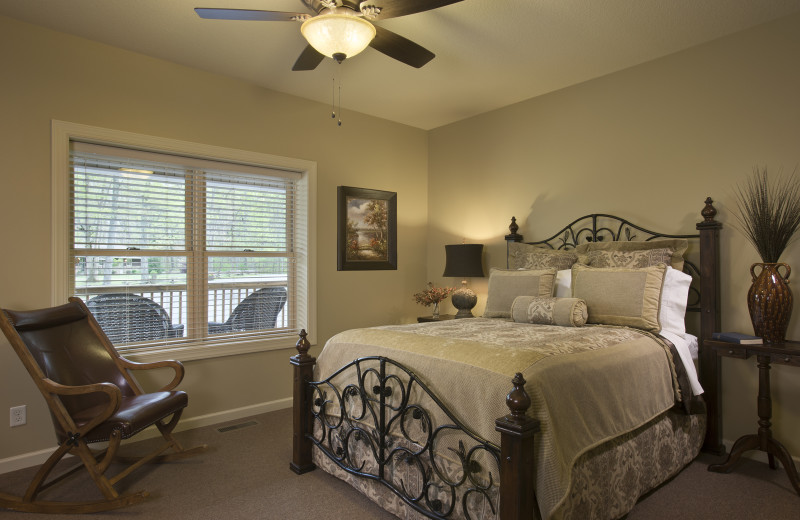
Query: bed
290 198 723 520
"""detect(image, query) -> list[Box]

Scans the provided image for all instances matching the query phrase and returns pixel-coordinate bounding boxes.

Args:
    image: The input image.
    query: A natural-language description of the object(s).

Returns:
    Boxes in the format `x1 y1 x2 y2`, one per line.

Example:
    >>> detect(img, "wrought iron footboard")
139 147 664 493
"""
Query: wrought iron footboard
310 355 501 519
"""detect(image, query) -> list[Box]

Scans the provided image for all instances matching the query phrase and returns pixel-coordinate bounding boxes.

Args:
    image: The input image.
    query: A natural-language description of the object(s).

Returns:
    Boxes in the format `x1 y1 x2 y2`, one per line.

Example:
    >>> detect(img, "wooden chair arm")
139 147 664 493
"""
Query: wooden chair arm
116 358 185 391
41 378 122 436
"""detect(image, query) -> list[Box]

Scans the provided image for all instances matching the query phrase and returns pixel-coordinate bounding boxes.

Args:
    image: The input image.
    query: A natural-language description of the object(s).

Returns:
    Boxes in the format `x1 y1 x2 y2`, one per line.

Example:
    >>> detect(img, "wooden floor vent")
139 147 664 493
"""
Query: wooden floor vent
216 420 259 433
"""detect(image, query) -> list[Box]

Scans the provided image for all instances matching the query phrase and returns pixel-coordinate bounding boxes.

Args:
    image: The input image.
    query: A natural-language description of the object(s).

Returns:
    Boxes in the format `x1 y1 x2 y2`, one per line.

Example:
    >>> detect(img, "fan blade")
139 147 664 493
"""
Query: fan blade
346 0 464 20
292 45 325 71
194 8 307 22
370 25 434 68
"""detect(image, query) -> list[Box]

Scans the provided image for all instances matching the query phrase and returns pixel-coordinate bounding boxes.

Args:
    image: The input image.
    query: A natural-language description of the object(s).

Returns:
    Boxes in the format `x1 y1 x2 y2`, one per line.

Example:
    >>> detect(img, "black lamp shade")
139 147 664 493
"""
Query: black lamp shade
443 244 484 278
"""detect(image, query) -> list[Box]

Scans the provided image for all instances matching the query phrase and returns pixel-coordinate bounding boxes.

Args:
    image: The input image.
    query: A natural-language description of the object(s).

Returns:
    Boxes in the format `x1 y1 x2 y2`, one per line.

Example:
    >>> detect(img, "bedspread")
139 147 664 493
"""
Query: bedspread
315 318 681 519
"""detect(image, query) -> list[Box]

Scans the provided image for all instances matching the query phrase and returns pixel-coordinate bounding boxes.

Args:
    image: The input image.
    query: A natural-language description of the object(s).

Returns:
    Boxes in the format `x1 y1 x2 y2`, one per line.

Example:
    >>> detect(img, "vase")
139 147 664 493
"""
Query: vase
432 301 440 319
747 263 793 343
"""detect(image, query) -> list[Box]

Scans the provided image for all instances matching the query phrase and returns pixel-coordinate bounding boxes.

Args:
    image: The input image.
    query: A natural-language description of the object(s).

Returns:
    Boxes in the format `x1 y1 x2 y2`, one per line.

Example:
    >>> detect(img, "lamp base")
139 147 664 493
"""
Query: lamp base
451 287 477 319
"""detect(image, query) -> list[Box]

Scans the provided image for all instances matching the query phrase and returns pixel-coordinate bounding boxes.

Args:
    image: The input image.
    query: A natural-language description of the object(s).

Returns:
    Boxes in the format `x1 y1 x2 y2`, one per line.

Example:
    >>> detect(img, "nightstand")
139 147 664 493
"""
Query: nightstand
417 314 456 323
706 339 800 495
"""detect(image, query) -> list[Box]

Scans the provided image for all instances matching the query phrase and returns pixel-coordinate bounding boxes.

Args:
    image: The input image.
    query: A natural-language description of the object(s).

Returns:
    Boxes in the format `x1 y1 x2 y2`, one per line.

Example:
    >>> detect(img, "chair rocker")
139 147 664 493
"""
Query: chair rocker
0 297 207 514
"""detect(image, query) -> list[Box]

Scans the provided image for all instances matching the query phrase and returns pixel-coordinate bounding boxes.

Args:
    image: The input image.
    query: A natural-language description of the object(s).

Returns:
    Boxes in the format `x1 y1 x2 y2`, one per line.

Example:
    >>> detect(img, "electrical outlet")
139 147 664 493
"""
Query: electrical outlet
10 405 26 427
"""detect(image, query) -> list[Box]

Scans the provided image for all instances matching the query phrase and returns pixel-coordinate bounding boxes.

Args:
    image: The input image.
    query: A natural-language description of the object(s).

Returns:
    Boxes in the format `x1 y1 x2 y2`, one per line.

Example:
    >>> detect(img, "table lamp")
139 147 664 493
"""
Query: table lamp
443 244 484 318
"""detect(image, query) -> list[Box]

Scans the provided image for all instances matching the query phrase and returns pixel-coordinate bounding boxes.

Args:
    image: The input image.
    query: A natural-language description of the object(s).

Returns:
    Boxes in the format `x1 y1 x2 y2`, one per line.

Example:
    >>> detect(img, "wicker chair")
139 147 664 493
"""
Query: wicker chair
0 298 207 513
86 293 184 344
208 287 287 334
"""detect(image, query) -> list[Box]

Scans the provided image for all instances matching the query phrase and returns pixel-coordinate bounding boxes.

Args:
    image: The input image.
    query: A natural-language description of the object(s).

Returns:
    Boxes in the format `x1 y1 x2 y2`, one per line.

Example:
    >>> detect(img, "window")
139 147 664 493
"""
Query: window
52 122 316 361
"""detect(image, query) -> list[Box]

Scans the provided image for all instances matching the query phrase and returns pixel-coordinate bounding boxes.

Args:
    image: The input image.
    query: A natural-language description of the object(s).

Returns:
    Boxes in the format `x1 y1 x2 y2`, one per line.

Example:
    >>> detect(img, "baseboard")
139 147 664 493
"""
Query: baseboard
0 397 292 475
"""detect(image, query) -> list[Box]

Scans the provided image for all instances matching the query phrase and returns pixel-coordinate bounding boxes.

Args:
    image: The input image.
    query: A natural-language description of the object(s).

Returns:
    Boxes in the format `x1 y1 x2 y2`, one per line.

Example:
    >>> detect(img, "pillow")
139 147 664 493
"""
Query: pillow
511 296 588 327
571 263 667 333
659 266 692 337
483 268 557 319
554 269 572 298
582 248 674 269
508 243 578 271
575 238 688 270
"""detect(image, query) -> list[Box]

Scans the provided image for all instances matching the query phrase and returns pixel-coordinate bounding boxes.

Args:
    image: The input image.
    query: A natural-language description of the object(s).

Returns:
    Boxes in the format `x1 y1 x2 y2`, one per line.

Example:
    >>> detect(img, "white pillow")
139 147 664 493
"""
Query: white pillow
555 269 572 298
658 267 692 337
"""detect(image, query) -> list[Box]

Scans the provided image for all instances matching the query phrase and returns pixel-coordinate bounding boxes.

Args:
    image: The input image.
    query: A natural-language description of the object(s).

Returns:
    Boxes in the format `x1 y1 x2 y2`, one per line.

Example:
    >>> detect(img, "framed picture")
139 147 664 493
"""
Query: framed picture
337 186 397 271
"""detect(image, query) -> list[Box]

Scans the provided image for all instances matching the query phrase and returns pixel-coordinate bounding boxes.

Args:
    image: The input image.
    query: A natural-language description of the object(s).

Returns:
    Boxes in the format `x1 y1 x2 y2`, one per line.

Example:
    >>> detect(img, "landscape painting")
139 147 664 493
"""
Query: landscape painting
337 186 397 271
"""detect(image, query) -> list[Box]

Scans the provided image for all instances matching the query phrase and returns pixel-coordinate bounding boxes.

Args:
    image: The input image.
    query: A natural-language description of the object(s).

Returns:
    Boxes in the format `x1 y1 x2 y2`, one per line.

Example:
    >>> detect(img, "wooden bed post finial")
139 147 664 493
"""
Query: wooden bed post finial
506 372 532 423
294 329 312 362
701 197 717 223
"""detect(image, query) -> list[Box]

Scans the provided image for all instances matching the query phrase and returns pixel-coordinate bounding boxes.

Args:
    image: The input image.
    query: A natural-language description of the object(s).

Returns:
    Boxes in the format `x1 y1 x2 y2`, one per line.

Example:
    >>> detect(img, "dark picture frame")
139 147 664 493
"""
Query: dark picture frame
337 186 397 271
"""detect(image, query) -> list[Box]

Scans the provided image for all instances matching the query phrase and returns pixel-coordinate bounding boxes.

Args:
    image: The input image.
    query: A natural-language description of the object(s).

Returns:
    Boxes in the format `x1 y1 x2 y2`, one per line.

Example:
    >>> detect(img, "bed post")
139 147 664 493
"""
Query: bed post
696 197 724 454
290 329 317 474
506 217 524 269
495 373 541 520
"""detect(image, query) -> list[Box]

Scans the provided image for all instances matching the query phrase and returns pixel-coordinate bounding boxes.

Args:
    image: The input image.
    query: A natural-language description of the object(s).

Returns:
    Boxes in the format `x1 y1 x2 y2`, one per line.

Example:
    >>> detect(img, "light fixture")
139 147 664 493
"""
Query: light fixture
301 13 376 64
443 244 485 318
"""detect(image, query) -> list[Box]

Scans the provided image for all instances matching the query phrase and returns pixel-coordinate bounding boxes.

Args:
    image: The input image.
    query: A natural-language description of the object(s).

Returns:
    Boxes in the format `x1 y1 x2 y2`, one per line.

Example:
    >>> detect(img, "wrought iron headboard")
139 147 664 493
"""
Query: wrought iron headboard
504 213 702 311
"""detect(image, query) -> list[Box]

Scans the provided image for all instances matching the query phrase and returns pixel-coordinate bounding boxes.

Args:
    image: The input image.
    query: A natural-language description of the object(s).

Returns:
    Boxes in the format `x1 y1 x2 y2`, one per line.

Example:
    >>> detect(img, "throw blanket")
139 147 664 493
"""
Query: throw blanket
315 318 680 519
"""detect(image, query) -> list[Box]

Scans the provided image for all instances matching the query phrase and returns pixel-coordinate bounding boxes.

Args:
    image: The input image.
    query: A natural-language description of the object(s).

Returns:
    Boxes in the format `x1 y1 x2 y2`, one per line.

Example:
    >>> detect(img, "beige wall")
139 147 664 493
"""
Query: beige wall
428 13 800 458
0 16 428 460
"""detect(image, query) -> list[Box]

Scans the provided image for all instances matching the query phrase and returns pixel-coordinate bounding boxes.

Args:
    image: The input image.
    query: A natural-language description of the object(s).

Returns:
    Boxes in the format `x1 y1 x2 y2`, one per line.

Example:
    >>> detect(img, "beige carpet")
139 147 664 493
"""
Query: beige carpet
0 408 797 519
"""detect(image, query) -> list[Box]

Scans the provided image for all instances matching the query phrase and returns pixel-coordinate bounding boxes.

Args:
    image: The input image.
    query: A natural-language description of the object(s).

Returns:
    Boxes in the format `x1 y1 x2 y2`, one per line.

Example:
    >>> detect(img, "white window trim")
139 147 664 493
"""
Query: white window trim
51 120 317 361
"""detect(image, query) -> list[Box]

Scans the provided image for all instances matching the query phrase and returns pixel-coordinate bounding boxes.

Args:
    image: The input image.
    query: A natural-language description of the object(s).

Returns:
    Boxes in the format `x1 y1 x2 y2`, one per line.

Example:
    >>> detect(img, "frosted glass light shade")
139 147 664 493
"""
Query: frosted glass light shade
301 14 376 61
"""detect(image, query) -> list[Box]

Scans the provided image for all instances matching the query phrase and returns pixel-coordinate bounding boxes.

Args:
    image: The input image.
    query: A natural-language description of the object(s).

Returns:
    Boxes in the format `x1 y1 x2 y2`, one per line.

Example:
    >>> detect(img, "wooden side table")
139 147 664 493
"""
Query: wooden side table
417 314 456 323
706 338 800 495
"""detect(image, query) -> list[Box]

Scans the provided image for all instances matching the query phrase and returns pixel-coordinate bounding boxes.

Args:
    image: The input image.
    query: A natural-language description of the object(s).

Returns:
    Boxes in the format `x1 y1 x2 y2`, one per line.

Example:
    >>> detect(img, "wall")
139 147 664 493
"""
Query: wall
428 14 800 459
0 16 428 463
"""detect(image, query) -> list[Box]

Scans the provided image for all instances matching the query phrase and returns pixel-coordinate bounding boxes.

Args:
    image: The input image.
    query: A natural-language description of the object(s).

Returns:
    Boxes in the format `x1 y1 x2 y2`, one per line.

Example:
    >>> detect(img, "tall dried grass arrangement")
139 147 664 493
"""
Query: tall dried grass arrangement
732 167 800 263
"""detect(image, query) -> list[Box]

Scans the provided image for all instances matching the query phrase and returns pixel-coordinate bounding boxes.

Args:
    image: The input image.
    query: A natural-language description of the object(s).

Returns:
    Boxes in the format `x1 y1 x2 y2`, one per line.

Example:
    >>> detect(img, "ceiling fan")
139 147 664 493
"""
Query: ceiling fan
195 0 463 70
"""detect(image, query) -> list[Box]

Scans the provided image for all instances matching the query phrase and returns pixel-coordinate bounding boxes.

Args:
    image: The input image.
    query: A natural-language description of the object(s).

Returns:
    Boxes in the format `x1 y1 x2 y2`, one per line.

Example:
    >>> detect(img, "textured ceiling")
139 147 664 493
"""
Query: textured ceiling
2 0 800 129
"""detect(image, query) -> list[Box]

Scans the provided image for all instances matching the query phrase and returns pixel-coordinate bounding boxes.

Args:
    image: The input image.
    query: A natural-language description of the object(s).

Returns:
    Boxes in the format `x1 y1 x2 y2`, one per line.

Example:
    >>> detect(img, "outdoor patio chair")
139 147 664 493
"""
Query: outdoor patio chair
208 286 287 334
86 293 184 344
0 297 207 513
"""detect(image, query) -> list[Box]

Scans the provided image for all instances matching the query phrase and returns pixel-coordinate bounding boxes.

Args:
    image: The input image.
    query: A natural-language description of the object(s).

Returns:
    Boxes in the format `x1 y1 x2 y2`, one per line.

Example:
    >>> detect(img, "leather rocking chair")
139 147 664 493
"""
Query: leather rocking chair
0 297 207 514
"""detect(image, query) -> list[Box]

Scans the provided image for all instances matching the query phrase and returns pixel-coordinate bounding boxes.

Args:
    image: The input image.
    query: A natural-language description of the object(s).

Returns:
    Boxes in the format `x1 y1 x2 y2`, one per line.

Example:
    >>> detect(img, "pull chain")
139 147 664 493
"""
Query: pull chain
338 82 342 127
331 77 336 120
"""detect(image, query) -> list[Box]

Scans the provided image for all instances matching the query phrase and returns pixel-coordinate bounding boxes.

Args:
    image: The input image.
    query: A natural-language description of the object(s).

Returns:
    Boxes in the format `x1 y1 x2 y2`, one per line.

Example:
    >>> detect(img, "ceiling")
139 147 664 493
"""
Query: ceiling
3 0 800 130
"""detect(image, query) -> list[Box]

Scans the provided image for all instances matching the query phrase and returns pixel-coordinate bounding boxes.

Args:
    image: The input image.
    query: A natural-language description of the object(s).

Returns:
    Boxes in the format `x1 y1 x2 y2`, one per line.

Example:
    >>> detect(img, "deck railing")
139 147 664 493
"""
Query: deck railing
78 281 288 334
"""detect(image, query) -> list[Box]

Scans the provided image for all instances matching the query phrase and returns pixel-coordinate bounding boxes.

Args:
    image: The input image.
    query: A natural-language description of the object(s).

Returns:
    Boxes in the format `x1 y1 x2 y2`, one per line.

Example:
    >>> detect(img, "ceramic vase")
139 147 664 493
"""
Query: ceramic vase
747 262 793 343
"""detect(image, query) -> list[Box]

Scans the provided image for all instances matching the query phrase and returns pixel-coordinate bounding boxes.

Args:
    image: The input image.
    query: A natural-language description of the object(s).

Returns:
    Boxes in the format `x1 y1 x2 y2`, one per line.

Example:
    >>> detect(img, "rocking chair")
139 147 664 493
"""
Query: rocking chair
0 297 207 514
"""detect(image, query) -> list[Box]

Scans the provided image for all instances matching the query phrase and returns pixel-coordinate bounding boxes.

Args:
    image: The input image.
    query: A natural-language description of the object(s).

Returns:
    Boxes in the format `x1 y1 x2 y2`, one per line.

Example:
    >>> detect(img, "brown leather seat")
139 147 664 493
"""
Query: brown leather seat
0 297 207 514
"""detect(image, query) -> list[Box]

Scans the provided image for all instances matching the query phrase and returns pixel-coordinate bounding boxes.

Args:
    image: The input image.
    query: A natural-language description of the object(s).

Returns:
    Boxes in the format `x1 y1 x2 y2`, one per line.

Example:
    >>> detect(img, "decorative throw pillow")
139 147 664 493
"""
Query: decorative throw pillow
508 243 578 271
571 263 667 333
483 268 557 319
554 269 572 298
583 248 674 269
574 238 688 271
511 296 588 327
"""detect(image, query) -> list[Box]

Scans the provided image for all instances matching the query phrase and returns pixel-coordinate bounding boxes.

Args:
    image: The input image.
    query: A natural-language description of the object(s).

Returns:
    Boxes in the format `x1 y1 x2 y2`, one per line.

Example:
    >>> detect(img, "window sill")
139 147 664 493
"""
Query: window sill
123 334 314 363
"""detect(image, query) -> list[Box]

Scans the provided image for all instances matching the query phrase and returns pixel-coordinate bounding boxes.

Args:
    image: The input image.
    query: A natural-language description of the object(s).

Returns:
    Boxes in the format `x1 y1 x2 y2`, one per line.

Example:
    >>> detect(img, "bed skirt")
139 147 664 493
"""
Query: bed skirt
311 404 706 520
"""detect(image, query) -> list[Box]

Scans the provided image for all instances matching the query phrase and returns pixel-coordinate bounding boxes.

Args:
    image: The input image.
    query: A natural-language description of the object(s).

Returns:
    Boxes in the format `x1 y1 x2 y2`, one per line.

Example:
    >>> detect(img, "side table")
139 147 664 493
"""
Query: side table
706 338 800 495
417 314 456 323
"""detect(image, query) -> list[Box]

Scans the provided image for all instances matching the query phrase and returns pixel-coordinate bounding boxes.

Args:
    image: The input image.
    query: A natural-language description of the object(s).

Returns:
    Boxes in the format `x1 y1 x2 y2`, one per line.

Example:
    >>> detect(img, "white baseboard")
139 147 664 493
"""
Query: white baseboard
0 397 292 476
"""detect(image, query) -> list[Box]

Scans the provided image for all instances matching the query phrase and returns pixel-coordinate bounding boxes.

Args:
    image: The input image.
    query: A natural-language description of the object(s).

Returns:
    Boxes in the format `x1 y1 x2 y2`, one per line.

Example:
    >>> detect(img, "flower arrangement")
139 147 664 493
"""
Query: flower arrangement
732 167 800 263
413 282 455 307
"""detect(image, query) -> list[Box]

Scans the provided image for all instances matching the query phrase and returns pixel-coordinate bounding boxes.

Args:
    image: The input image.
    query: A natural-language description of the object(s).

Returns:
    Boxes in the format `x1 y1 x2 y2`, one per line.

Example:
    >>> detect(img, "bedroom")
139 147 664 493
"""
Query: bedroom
0 1 799 517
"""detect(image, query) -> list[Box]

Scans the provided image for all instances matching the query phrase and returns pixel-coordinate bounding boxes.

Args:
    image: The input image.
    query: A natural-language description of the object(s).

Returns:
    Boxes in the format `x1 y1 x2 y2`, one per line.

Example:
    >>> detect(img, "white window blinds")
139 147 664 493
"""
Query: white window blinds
69 141 308 356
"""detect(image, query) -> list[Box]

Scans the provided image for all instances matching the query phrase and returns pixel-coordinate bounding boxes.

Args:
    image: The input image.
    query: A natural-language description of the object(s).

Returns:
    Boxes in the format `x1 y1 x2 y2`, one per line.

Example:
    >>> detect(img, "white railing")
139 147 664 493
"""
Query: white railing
78 281 288 334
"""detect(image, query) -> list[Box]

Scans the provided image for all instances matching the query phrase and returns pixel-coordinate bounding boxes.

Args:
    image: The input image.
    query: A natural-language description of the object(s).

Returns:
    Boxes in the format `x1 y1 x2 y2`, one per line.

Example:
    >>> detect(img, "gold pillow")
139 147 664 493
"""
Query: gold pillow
575 238 688 270
508 243 578 271
483 268 557 319
571 263 667 332
510 296 588 327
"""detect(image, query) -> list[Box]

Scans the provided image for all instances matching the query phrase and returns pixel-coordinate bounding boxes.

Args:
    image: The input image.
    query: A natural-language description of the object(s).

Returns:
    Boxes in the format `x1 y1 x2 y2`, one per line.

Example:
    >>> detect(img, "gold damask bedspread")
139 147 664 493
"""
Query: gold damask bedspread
315 318 682 519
